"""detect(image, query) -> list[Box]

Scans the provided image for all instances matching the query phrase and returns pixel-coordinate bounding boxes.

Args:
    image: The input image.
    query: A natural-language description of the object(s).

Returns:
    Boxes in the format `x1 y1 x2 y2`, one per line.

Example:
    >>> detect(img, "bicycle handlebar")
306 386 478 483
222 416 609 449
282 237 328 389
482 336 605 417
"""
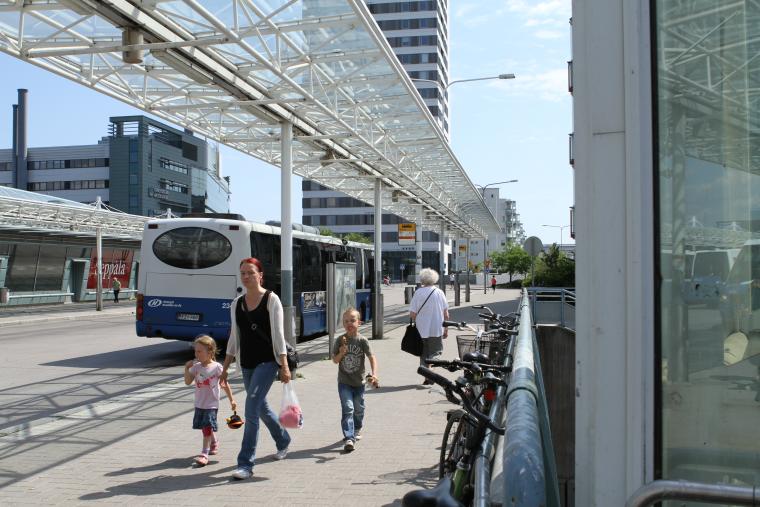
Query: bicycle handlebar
425 358 511 374
417 366 505 436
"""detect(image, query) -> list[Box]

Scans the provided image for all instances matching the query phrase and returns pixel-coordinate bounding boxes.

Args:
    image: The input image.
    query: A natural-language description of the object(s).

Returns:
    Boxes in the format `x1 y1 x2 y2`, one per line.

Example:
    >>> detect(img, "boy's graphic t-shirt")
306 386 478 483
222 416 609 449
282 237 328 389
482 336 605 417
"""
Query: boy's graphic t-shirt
189 361 223 409
331 333 373 387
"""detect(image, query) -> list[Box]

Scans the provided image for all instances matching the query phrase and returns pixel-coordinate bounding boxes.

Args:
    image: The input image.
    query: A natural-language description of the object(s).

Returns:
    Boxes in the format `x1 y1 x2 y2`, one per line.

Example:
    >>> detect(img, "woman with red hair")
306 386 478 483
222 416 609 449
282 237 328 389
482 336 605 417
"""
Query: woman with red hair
221 257 291 480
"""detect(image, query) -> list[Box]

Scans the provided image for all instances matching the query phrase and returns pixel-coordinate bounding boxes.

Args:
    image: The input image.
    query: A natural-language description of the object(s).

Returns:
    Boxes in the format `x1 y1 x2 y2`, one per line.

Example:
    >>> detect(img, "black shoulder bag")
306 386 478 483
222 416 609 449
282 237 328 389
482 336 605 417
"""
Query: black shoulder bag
238 293 300 373
401 288 436 357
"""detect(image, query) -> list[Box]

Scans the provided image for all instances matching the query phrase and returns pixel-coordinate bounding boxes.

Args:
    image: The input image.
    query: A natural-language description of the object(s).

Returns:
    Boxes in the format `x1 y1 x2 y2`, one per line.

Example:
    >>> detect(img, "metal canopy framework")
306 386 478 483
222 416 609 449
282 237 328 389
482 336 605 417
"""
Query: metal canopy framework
0 187 148 240
0 0 499 237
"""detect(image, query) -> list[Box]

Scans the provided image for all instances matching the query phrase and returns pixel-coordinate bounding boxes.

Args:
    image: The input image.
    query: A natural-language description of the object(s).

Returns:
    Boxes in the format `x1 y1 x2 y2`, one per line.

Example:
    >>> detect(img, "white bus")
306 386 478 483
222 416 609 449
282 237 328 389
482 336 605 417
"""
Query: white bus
135 214 373 343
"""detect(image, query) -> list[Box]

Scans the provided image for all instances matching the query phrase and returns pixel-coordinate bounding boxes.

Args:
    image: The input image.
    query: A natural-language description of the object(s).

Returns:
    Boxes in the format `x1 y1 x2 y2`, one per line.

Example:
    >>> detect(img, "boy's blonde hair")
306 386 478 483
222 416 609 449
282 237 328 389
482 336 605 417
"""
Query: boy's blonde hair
342 307 361 321
194 334 218 357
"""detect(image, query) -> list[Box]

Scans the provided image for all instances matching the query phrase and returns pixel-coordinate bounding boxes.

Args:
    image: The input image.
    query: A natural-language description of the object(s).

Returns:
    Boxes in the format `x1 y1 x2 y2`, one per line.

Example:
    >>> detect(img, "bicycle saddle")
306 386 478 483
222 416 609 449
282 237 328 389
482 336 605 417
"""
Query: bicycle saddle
401 477 464 507
462 351 490 364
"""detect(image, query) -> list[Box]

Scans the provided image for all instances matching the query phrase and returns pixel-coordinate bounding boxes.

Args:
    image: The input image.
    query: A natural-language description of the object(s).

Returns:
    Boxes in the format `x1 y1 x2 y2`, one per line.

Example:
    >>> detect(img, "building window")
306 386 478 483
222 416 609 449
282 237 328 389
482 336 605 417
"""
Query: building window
159 158 190 175
655 0 760 486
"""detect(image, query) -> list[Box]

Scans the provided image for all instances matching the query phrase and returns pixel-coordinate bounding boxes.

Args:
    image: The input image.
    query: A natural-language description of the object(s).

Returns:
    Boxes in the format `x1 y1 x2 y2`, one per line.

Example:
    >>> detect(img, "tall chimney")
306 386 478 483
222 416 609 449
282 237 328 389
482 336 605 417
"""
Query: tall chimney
12 103 17 161
16 89 28 190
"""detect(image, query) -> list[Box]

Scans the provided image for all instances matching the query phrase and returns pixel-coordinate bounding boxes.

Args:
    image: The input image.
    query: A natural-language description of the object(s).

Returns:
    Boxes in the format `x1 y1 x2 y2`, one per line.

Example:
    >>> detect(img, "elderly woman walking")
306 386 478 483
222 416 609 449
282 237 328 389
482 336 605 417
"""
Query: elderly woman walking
409 268 450 385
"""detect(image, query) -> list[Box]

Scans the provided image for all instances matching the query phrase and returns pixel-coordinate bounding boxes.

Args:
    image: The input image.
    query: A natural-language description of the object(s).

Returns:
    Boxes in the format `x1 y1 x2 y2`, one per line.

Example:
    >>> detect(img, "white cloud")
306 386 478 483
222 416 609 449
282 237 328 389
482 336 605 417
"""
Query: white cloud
503 0 571 41
455 3 478 18
504 0 571 18
492 67 568 102
534 29 564 40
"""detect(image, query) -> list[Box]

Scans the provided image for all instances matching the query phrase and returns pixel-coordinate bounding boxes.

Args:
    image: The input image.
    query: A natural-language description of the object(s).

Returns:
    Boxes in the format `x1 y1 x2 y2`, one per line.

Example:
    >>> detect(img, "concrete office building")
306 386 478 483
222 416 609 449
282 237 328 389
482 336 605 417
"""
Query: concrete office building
466 187 525 270
573 1 760 504
303 0 455 280
0 93 229 216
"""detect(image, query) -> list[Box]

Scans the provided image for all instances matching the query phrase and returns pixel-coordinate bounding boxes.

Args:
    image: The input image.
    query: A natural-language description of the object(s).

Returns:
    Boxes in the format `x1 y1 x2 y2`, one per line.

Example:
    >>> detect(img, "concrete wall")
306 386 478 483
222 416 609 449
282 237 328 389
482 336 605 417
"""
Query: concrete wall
572 0 655 504
536 325 576 507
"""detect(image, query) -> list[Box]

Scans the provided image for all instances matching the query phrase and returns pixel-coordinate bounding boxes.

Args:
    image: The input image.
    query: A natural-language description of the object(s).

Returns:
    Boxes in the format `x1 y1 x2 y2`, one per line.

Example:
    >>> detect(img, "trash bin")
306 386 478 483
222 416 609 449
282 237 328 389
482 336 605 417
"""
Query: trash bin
404 286 416 304
0 287 9 305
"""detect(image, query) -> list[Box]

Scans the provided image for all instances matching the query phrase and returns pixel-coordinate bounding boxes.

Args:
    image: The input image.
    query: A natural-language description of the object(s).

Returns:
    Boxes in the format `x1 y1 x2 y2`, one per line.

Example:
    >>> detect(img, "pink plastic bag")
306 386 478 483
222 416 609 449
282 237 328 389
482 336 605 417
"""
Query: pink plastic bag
278 383 303 429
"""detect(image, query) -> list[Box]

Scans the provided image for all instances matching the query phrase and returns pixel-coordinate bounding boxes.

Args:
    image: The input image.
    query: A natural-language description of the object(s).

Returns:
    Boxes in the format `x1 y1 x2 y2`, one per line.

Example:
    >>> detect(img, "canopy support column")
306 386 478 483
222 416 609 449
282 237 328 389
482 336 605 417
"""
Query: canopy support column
372 178 383 339
439 222 446 292
95 196 103 312
281 120 294 347
416 205 423 285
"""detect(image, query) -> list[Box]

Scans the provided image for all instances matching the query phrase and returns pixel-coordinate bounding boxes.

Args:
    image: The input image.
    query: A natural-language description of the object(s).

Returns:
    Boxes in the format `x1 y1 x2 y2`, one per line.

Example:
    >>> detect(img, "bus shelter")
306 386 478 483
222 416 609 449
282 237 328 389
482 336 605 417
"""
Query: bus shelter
0 0 500 339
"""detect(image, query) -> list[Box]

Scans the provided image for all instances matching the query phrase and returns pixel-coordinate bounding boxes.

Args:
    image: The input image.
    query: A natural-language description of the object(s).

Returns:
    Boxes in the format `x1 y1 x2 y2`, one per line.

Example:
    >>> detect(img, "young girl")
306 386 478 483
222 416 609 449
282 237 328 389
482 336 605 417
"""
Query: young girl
184 335 237 466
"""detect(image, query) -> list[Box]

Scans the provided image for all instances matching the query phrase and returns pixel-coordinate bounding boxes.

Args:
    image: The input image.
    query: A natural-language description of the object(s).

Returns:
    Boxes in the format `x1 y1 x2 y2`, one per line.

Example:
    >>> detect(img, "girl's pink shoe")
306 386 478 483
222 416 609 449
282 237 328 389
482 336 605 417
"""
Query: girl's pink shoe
209 441 219 455
194 454 209 466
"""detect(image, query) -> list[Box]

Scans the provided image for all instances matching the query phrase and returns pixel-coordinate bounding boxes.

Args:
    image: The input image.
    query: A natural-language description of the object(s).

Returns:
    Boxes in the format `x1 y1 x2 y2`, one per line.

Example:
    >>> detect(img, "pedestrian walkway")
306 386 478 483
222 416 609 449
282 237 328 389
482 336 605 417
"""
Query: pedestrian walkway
0 285 520 506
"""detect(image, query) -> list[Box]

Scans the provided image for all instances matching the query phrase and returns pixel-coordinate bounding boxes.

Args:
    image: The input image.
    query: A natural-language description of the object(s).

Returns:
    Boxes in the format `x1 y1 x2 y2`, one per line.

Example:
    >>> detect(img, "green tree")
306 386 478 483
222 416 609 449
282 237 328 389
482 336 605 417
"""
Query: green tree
522 244 575 287
504 245 532 282
319 227 337 237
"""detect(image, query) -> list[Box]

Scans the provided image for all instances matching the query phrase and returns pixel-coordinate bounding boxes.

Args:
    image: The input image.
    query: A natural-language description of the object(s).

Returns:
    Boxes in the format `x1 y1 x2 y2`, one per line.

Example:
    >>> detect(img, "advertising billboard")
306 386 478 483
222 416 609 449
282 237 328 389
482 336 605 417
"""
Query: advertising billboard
87 249 134 289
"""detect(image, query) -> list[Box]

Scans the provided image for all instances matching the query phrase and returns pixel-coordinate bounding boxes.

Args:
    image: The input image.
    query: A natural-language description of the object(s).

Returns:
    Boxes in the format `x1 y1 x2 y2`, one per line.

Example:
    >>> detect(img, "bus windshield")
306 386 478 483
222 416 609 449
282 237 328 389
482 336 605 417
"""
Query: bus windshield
152 227 232 269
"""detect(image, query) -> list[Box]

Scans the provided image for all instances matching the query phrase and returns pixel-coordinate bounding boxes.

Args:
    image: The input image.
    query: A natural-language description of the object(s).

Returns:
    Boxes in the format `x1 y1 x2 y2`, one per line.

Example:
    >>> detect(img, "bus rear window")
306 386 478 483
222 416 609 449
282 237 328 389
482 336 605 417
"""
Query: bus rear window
152 227 232 269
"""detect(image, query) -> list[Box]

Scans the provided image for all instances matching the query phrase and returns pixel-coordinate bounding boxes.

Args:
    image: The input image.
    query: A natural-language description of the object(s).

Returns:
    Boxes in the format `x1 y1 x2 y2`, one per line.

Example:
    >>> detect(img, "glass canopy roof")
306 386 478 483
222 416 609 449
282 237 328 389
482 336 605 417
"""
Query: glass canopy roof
0 0 499 237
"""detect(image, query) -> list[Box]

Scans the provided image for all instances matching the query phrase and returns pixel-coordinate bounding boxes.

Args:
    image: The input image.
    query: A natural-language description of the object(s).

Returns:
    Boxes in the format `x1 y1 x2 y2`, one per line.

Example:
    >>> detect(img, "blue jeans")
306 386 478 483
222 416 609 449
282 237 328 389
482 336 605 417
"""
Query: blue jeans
237 361 291 471
338 382 365 441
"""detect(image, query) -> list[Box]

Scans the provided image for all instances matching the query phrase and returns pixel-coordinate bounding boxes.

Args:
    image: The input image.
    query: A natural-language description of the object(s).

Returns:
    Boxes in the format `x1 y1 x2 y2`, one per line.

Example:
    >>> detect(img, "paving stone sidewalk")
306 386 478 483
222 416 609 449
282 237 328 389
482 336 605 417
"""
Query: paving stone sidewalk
0 286 520 506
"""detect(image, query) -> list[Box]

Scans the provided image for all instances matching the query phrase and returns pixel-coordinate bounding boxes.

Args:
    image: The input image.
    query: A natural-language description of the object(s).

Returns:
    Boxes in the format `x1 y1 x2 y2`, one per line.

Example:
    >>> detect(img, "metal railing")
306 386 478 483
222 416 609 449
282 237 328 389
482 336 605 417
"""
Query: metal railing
626 480 760 507
480 289 561 507
528 287 576 329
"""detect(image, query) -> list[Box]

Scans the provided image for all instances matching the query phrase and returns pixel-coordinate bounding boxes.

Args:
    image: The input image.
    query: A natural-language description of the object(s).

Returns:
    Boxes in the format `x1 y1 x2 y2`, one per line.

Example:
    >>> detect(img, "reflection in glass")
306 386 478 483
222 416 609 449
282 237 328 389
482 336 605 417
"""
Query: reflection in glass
656 0 760 498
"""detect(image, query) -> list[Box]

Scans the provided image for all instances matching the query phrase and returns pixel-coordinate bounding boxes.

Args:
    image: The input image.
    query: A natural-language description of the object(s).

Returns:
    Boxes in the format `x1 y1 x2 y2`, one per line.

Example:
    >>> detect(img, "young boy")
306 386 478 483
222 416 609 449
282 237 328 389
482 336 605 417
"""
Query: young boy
331 307 379 452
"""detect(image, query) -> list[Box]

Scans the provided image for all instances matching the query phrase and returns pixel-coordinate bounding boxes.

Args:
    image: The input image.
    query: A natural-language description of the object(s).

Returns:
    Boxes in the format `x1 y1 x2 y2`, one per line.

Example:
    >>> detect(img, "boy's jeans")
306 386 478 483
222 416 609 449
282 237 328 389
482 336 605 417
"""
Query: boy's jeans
237 361 291 471
338 382 365 441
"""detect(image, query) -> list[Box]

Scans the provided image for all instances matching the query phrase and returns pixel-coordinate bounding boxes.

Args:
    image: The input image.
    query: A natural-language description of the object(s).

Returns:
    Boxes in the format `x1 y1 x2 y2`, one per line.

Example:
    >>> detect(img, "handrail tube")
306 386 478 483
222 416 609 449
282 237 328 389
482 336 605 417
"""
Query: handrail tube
503 289 546 507
626 480 759 507
473 378 507 507
473 335 513 507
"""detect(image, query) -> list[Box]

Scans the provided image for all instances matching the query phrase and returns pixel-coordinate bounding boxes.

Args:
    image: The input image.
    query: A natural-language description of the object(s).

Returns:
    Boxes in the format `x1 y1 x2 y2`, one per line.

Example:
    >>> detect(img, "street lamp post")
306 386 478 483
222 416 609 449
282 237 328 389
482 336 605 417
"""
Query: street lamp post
408 72 517 297
478 180 518 294
541 224 570 249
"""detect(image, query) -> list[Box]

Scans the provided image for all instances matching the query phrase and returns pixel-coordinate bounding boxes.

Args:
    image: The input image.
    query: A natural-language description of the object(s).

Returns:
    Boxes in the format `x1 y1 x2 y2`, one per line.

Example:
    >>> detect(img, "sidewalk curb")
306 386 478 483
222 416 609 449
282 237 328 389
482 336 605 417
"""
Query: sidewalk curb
0 309 135 327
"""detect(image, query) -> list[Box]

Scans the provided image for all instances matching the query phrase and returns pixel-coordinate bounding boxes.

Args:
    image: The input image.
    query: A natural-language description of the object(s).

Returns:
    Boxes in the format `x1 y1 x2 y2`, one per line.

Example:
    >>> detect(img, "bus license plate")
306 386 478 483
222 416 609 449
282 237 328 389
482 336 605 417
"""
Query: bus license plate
176 312 201 322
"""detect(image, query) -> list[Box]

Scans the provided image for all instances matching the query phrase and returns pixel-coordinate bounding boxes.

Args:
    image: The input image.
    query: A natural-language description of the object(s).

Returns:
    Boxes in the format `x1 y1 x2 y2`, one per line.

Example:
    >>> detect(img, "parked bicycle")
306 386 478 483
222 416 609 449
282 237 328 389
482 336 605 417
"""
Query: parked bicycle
403 320 516 507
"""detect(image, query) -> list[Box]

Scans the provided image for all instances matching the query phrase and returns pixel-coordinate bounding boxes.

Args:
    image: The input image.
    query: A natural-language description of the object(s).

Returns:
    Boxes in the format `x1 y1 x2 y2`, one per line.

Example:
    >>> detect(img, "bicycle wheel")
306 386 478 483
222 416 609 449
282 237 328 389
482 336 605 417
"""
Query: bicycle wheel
439 409 467 479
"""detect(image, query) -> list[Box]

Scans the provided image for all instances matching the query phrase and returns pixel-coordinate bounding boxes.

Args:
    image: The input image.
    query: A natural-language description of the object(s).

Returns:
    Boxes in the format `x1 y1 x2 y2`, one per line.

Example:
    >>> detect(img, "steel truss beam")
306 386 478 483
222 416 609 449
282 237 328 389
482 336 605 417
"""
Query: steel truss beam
0 0 498 237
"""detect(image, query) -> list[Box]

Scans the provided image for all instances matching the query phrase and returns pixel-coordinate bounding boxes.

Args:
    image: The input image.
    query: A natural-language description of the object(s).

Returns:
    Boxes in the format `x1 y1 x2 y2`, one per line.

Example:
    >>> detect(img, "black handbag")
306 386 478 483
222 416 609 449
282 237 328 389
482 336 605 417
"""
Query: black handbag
401 289 435 357
238 294 300 373
401 322 423 356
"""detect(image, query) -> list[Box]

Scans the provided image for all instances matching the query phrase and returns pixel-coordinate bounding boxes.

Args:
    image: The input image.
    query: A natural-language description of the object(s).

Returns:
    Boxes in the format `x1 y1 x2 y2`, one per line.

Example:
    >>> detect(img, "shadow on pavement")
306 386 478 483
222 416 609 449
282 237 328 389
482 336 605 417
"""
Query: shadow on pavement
274 439 344 464
42 341 191 369
79 467 265 500
106 457 193 476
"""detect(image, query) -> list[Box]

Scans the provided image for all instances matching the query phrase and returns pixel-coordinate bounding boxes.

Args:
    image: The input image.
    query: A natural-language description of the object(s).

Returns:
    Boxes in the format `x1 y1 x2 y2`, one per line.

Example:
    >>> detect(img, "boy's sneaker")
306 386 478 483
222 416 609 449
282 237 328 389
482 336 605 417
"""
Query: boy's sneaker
274 447 289 460
355 429 362 440
231 468 252 480
344 440 355 452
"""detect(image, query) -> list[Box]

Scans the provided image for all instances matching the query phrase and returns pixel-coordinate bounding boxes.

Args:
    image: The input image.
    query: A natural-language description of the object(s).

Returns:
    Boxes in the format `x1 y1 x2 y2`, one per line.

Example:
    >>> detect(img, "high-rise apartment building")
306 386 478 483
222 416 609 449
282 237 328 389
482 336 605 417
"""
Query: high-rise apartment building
365 0 450 135
303 0 452 280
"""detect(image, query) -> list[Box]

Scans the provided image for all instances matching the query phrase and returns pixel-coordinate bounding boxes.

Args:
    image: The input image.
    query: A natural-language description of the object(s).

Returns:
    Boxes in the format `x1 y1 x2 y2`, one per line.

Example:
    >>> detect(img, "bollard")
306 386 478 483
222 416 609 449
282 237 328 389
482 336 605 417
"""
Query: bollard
404 286 415 304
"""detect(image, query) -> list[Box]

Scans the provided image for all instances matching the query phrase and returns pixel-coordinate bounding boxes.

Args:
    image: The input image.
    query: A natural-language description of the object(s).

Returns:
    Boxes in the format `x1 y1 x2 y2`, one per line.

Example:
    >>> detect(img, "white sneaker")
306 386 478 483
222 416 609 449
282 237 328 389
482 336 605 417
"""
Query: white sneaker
344 440 355 452
274 447 289 460
231 468 252 480
355 430 362 440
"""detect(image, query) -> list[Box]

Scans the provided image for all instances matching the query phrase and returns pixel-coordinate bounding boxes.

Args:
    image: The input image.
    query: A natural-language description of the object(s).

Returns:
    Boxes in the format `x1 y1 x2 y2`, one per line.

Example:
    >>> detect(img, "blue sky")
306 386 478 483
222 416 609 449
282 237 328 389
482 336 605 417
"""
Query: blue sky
0 0 572 245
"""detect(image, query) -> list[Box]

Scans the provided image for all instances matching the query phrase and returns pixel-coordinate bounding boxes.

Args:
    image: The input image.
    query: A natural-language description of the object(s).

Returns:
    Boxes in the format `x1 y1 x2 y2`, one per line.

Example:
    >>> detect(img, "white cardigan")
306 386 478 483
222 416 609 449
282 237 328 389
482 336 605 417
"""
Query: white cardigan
226 291 287 372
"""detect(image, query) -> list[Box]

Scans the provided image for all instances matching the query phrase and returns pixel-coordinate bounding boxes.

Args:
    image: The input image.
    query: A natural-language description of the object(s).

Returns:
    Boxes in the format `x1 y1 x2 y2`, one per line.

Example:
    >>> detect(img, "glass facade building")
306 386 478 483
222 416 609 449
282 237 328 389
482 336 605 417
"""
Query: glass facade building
572 0 760 504
654 0 760 492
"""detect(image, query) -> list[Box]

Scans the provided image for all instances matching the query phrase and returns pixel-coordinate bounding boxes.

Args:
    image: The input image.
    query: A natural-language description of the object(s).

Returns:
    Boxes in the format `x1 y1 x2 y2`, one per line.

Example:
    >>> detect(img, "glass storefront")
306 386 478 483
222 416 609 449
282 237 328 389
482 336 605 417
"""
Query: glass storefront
655 0 760 493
